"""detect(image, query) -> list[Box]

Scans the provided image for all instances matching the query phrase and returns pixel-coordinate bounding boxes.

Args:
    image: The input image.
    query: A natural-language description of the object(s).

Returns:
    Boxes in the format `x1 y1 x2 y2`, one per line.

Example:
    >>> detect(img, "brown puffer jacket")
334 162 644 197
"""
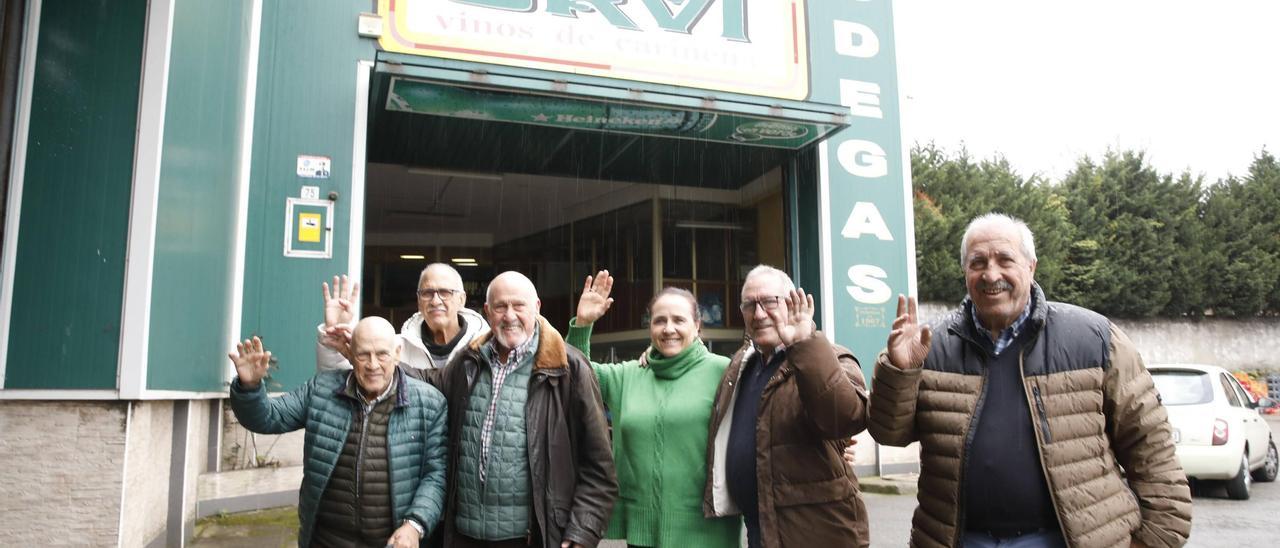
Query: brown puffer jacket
869 286 1191 548
702 332 871 548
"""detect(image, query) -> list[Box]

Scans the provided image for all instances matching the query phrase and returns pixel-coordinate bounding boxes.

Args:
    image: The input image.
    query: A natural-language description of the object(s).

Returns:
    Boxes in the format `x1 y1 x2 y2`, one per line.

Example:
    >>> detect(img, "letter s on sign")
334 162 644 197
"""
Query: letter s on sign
847 265 892 304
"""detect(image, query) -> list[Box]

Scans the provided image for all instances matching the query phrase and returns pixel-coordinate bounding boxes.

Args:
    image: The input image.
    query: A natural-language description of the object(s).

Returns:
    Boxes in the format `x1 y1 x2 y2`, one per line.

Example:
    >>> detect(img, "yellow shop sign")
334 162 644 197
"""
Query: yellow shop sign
378 0 810 100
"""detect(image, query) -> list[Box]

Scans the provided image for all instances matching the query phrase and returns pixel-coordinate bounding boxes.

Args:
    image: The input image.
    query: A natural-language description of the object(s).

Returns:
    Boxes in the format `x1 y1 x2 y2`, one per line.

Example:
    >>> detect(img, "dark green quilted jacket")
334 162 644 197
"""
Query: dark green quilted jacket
229 366 448 547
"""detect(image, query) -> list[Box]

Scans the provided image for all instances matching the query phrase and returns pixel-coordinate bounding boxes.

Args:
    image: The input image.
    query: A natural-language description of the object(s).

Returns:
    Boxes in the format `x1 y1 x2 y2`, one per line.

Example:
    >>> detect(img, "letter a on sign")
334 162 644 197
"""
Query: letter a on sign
841 202 893 240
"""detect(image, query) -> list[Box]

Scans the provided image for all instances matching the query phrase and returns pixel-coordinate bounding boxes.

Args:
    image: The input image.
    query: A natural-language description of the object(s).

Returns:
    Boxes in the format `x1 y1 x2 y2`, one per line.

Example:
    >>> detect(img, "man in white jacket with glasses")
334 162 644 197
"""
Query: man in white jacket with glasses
316 263 489 372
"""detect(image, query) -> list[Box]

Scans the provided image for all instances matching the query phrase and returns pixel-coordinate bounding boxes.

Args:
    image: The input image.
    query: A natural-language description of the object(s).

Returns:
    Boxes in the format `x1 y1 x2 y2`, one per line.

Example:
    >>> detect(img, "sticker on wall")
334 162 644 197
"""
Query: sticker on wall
300 185 320 200
296 155 331 179
284 198 333 259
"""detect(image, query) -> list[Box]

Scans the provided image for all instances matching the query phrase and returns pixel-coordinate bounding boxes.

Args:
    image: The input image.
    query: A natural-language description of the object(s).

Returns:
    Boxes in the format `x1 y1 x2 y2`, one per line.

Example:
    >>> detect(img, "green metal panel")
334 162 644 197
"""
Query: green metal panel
146 0 255 391
5 0 146 389
240 0 375 390
807 1 911 380
787 149 824 324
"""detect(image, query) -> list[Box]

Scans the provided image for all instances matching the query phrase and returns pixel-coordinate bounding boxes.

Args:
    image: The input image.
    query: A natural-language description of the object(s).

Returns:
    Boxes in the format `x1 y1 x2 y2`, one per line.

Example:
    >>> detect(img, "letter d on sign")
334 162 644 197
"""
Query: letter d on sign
847 265 892 304
833 20 879 58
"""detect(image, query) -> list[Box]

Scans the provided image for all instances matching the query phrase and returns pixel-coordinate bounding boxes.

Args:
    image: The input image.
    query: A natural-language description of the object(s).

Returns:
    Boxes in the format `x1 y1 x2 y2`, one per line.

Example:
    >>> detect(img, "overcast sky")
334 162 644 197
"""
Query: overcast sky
892 1 1280 183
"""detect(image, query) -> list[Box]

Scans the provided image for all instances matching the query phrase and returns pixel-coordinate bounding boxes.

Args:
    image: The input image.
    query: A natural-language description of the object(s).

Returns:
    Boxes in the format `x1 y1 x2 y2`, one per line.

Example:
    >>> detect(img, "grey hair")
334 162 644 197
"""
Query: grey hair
742 264 796 298
959 213 1037 267
418 262 465 291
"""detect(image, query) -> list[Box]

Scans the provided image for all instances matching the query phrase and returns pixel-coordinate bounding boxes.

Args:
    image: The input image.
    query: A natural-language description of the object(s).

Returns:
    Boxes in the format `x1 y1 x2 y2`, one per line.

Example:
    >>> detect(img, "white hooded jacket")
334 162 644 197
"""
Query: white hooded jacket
315 306 490 372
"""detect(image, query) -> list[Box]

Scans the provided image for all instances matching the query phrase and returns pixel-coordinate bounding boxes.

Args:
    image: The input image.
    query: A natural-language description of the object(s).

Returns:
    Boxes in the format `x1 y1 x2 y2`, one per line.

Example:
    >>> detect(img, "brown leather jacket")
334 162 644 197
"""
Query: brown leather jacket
702 332 871 547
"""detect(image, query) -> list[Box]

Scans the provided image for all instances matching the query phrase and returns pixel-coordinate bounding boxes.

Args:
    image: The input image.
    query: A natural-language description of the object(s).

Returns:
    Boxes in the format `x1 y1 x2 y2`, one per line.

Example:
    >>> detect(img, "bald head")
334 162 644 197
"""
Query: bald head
487 271 538 303
485 271 541 350
350 316 401 398
352 316 398 348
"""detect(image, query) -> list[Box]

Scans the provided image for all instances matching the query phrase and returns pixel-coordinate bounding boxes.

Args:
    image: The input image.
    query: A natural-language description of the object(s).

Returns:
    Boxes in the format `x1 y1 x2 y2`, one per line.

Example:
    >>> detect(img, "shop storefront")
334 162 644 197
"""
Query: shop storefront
0 1 913 544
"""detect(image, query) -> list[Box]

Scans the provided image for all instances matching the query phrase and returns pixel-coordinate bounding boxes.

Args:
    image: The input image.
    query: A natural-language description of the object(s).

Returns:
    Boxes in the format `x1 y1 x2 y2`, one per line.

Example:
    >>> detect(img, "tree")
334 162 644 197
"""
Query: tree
1055 151 1206 317
910 144 1071 303
1201 150 1280 315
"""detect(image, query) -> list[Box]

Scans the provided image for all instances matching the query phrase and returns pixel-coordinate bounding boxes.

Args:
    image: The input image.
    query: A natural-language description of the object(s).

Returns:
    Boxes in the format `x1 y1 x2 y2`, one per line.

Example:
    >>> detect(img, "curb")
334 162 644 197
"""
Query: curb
860 474 919 496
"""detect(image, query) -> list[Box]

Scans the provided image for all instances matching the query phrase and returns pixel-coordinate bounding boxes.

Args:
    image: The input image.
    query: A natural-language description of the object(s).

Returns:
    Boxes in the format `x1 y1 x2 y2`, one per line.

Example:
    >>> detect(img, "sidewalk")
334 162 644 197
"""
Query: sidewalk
190 507 296 547
860 473 919 495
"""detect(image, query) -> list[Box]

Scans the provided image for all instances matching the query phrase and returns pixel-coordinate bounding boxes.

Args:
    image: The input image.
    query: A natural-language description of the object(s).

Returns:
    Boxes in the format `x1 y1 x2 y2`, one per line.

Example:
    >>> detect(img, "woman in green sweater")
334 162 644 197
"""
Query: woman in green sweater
566 271 740 548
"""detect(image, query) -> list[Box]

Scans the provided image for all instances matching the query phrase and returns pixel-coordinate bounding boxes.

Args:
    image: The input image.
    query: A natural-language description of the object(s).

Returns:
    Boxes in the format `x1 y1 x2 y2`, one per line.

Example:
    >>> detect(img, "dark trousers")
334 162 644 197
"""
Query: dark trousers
450 533 541 548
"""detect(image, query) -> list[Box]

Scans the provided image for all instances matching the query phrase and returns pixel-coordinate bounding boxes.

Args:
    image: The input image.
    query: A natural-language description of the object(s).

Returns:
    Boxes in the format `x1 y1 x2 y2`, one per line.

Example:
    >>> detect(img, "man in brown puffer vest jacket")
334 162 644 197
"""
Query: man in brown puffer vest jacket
869 213 1191 548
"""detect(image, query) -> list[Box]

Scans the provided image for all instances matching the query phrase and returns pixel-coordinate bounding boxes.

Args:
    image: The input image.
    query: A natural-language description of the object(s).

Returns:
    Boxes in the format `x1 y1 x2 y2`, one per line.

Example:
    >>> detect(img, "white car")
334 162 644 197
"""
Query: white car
1148 363 1278 499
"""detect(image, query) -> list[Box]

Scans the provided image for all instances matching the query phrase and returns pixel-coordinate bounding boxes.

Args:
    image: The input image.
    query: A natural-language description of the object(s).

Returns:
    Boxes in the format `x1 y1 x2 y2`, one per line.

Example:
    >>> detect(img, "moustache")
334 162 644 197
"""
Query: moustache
977 279 1013 292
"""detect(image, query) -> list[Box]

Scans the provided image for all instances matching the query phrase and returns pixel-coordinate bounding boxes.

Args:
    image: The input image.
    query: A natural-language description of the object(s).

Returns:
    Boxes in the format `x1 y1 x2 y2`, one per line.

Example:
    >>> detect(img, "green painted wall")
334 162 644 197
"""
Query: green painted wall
146 0 256 391
5 0 146 389
240 1 374 390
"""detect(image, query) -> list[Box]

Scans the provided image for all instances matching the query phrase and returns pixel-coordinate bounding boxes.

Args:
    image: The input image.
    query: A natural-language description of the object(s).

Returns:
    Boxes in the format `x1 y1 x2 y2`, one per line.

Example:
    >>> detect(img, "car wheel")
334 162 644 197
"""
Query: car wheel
1226 450 1252 500
1252 439 1278 482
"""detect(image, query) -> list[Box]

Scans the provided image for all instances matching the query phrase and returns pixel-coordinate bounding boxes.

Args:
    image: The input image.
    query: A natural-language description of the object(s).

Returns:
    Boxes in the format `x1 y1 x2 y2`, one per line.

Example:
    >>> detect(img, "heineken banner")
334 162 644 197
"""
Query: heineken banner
808 1 914 380
386 77 841 149
378 0 810 100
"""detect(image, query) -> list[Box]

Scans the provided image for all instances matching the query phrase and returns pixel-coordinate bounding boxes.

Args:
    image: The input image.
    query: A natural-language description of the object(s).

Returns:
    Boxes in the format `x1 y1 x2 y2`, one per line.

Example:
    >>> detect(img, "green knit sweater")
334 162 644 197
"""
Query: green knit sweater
566 318 741 548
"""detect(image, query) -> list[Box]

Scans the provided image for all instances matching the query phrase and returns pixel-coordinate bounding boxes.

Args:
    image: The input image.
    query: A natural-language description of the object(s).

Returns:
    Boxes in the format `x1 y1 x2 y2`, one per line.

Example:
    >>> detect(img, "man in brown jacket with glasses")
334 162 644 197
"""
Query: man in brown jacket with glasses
704 265 871 548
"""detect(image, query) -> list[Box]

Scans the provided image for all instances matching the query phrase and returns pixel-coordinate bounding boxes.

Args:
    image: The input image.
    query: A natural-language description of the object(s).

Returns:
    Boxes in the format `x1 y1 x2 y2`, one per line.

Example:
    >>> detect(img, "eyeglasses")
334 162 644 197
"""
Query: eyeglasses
416 288 459 301
739 296 783 313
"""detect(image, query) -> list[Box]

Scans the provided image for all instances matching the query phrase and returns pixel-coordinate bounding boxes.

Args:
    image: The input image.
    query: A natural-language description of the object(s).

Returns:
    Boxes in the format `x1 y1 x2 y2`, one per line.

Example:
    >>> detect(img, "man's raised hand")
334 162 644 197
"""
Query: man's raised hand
228 336 272 389
767 288 816 347
322 275 359 329
575 270 614 324
887 295 931 369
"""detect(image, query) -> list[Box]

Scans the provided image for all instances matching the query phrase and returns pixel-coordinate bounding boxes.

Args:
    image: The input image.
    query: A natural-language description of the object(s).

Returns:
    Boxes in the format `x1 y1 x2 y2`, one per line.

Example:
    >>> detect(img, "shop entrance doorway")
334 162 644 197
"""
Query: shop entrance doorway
358 76 834 358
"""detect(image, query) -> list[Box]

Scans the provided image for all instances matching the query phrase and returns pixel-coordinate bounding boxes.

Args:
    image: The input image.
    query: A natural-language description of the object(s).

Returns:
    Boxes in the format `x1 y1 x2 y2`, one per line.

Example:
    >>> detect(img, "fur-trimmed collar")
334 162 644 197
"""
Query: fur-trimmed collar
468 315 568 370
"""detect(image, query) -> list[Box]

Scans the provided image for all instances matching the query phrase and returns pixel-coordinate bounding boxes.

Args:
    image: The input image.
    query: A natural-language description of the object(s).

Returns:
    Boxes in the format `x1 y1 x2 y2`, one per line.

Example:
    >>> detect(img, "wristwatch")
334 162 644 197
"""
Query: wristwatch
404 518 425 538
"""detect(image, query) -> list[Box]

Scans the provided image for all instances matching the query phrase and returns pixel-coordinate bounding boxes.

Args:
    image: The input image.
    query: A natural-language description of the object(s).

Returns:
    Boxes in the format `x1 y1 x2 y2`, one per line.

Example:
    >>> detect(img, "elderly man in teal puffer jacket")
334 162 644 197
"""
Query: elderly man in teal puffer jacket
229 317 448 547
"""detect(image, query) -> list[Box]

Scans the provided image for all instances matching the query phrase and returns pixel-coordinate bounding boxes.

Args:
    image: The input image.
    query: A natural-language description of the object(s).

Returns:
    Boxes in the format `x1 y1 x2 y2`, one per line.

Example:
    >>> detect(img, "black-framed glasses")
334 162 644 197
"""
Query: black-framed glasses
416 288 458 301
739 296 783 313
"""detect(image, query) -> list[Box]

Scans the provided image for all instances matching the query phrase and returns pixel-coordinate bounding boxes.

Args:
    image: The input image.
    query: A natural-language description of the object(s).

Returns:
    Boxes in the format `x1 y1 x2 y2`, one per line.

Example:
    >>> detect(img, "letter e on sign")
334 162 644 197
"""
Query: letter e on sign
840 80 883 119
847 265 892 304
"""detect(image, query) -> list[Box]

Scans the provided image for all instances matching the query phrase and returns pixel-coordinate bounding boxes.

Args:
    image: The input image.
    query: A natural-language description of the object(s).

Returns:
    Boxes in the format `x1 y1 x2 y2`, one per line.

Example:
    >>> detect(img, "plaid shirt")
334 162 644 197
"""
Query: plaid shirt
478 324 538 482
972 299 1033 356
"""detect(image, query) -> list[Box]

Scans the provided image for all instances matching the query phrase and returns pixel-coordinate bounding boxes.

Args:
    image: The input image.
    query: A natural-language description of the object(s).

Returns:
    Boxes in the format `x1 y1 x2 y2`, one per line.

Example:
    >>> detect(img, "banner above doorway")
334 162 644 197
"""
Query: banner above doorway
386 77 840 150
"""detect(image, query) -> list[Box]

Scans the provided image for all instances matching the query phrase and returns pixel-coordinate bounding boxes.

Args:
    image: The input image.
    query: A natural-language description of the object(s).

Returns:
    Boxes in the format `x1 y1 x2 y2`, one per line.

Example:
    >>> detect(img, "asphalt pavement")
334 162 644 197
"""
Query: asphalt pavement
195 416 1280 547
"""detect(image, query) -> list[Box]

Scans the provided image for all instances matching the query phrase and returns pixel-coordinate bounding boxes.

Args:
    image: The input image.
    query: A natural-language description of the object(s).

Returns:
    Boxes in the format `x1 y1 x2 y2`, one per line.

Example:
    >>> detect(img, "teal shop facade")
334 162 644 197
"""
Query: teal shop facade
0 1 914 545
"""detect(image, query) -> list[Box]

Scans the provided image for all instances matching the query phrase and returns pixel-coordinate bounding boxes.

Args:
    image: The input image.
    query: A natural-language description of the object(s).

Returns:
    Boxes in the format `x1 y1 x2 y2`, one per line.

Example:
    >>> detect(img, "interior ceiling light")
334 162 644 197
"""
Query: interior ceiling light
674 221 746 231
400 254 426 260
406 166 504 181
450 257 477 263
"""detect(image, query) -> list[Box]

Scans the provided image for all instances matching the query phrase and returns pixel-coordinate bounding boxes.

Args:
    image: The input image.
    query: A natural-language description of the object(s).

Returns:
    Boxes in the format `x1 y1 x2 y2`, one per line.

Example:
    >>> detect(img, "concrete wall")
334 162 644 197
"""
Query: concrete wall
920 302 1280 371
120 401 173 547
221 402 306 469
0 401 129 546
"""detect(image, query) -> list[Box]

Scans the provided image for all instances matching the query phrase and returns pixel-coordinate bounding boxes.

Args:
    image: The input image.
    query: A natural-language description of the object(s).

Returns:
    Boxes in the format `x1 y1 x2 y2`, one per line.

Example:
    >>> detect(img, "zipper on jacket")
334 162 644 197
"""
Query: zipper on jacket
1031 385 1053 444
953 364 989 547
1020 355 1071 548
